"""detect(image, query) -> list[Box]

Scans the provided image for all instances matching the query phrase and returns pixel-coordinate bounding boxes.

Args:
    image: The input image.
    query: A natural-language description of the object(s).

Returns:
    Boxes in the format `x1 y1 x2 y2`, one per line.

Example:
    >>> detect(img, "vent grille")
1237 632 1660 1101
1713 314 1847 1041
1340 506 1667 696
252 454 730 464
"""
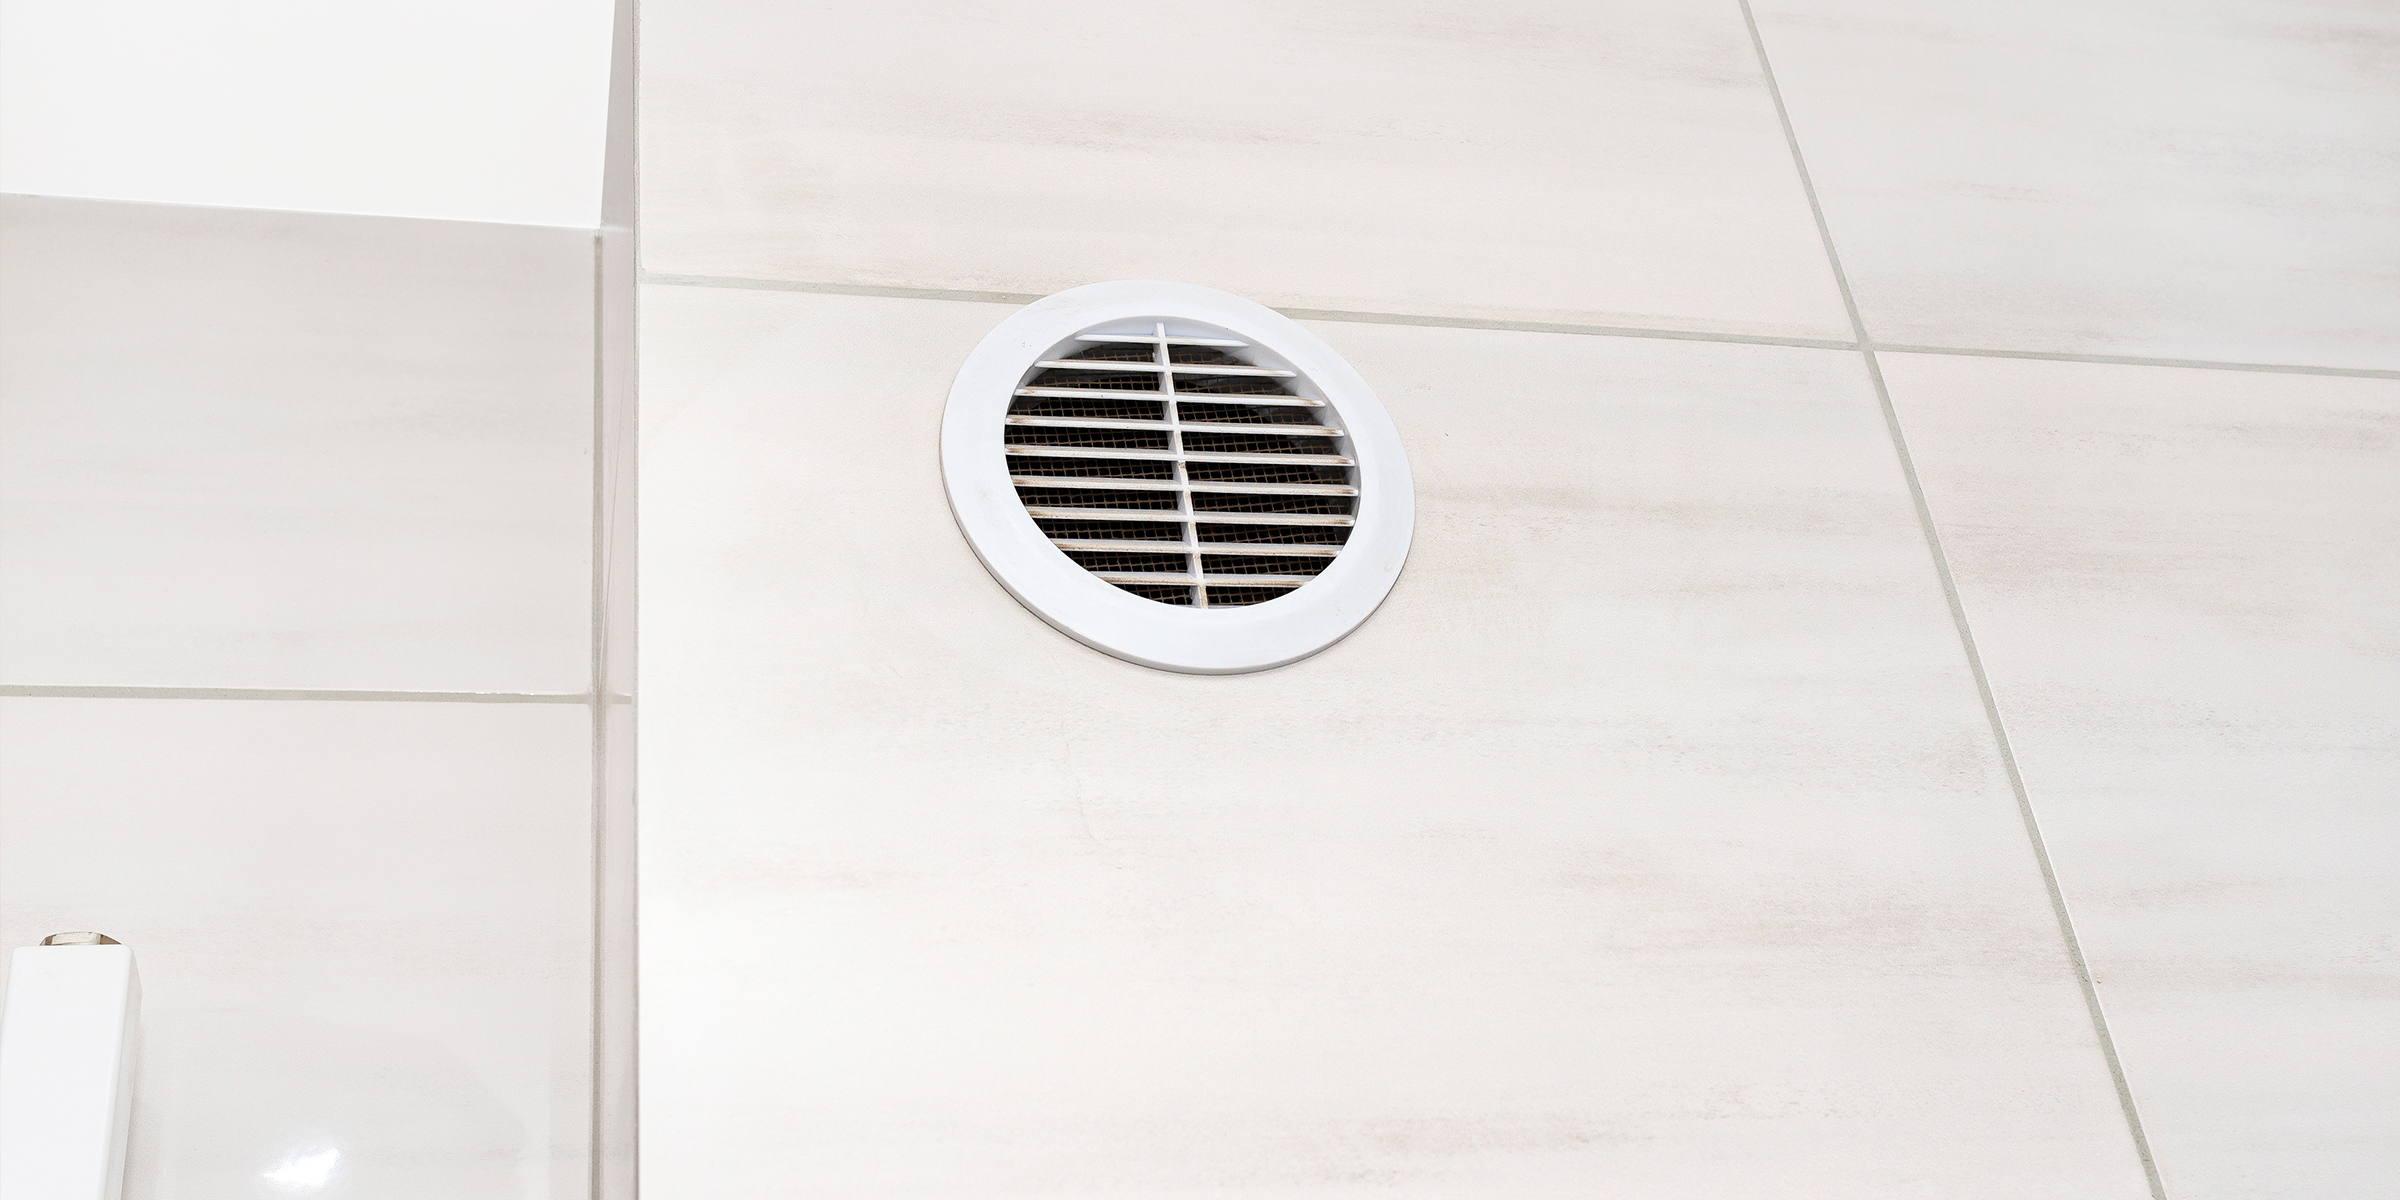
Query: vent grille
1007 324 1356 608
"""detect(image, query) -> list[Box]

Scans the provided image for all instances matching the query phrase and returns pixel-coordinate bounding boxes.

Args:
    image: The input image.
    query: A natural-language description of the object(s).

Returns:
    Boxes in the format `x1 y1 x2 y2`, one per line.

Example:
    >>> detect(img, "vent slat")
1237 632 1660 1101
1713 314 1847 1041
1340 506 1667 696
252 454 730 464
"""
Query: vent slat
1051 539 1341 557
1022 506 1355 527
1035 359 1297 378
998 441 1176 458
1014 321 1360 611
1006 415 1345 437
1012 475 1355 497
1007 416 1168 432
1017 386 1322 407
1014 476 1181 492
1185 450 1353 466
1092 572 1313 586
1005 445 1354 467
1077 334 1248 348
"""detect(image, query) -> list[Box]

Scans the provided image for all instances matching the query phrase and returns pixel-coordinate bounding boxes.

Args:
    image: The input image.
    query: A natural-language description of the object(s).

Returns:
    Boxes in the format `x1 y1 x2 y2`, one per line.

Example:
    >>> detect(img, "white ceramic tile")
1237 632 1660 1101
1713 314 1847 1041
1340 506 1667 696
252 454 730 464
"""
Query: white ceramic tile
637 284 2152 1196
1881 353 2400 1198
640 1 1852 340
0 0 615 227
1751 0 2400 370
0 696 593 1200
0 195 594 693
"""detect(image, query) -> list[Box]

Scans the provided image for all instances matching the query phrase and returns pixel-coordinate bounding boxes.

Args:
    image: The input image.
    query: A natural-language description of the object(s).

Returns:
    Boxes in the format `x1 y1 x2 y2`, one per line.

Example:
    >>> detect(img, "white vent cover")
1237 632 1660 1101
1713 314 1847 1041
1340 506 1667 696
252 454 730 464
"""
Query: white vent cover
943 281 1414 674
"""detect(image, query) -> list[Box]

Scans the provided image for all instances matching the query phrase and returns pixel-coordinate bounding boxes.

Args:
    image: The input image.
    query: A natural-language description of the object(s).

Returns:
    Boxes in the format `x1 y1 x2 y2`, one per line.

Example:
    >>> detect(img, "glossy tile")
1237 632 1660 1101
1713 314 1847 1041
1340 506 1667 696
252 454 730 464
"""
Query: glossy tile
0 0 615 227
0 195 594 693
1882 353 2400 1198
638 284 2151 1196
1751 0 2400 370
0 697 594 1200
640 1 1852 340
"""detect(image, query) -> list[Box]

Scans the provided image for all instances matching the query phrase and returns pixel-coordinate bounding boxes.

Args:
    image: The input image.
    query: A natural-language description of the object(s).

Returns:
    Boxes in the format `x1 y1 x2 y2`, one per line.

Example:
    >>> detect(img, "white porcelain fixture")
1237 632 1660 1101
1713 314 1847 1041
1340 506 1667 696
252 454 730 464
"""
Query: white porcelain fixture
941 280 1414 674
0 934 141 1200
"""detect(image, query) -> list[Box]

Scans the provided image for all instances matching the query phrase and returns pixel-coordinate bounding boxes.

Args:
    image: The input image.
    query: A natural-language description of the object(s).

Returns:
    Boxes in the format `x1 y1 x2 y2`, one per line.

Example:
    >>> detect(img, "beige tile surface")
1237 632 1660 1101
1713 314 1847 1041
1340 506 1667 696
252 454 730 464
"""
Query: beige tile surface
639 1 1852 341
0 697 594 1199
0 195 594 693
637 284 2151 1196
1882 353 2400 1198
1751 0 2400 370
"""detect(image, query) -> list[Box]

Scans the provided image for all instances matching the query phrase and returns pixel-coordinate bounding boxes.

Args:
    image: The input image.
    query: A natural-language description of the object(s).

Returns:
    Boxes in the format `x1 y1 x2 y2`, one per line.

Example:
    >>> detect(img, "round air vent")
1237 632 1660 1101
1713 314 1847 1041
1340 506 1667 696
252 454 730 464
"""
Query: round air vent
943 281 1414 674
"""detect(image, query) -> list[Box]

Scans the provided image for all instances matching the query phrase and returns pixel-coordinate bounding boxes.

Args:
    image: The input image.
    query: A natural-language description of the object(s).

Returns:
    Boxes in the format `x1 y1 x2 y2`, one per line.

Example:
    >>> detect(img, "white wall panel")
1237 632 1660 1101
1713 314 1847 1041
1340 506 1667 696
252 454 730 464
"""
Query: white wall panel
0 193 613 1198
0 698 594 1198
0 196 594 694
640 0 1852 341
1751 0 2400 370
0 0 614 227
637 284 2152 1196
1884 353 2400 1198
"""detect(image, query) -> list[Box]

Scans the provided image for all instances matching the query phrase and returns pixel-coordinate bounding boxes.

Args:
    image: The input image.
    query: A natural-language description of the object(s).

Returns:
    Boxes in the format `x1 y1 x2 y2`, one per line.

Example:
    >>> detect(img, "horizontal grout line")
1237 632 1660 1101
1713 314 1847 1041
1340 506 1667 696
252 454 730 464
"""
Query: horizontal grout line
1869 342 2400 381
1 191 603 234
640 272 1044 305
1276 306 1856 350
638 271 1849 349
642 271 2400 380
0 684 594 704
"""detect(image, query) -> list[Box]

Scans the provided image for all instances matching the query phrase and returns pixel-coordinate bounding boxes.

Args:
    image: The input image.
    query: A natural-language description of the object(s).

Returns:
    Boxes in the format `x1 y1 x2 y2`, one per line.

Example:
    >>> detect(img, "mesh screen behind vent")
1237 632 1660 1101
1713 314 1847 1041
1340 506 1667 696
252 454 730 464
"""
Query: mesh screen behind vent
1006 324 1356 608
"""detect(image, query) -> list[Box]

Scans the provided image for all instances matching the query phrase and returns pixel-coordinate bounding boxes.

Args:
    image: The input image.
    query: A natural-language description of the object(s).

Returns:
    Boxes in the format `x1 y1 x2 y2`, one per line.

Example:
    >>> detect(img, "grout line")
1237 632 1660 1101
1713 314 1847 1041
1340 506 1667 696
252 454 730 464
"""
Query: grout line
638 271 1851 349
640 272 1044 306
0 190 606 234
1870 359 2175 1200
589 227 611 1200
639 272 2399 380
1276 306 1856 350
1869 341 2400 381
1736 2 2172 1198
596 1 641 1189
0 684 588 704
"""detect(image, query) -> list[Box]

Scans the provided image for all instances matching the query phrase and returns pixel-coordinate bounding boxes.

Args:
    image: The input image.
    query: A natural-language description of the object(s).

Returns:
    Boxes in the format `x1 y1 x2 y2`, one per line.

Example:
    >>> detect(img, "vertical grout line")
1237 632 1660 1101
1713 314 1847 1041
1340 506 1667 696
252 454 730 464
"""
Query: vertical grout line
588 228 609 1200
604 2 633 1190
592 0 640 1190
1735 2 2168 1196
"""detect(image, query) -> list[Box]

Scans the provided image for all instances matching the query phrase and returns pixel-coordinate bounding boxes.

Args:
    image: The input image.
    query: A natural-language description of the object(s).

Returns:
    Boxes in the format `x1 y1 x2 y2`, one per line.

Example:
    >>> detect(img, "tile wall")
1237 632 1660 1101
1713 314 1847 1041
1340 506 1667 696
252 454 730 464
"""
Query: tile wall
0 195 621 1199
639 1 2398 1197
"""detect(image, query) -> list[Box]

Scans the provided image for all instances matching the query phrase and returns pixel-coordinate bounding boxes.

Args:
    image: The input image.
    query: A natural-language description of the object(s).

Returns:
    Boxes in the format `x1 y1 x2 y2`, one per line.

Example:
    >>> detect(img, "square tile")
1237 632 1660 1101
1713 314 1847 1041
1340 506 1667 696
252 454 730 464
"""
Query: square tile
0 696 594 1199
1881 352 2400 1197
0 196 595 693
640 1 1852 340
1752 0 2400 369
638 285 2152 1196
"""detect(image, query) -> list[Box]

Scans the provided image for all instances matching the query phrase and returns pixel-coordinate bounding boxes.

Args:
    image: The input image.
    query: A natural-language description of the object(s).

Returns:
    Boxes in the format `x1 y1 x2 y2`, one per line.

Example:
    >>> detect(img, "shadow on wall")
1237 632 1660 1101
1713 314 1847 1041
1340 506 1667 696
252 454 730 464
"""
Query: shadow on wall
126 1012 525 1198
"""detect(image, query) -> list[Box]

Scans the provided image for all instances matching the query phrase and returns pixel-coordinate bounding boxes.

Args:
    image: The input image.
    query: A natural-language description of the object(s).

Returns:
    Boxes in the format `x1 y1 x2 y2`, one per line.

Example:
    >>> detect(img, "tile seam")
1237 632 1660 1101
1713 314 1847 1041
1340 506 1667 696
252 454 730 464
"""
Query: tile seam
1869 341 2398 381
641 272 1043 306
0 189 605 233
599 2 642 1188
589 227 611 1200
635 271 2400 380
1737 2 2169 1197
1281 307 1855 349
0 684 591 703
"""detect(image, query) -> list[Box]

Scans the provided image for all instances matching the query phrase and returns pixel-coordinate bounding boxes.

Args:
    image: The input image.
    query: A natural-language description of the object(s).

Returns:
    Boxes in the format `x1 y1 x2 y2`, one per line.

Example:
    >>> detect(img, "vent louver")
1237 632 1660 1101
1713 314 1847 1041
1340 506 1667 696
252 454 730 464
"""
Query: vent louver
943 281 1412 674
1005 324 1356 608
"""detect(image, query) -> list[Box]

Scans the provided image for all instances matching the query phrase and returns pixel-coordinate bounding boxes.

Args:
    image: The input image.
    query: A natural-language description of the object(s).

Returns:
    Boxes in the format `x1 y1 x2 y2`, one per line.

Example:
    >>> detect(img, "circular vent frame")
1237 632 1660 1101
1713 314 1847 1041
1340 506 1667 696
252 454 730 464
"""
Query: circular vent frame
942 281 1414 674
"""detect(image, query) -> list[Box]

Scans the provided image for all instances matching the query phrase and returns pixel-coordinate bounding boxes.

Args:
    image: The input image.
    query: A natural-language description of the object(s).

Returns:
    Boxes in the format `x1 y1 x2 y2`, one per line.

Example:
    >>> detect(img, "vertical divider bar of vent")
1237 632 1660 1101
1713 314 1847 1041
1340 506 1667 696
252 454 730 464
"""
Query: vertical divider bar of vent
1156 321 1206 607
